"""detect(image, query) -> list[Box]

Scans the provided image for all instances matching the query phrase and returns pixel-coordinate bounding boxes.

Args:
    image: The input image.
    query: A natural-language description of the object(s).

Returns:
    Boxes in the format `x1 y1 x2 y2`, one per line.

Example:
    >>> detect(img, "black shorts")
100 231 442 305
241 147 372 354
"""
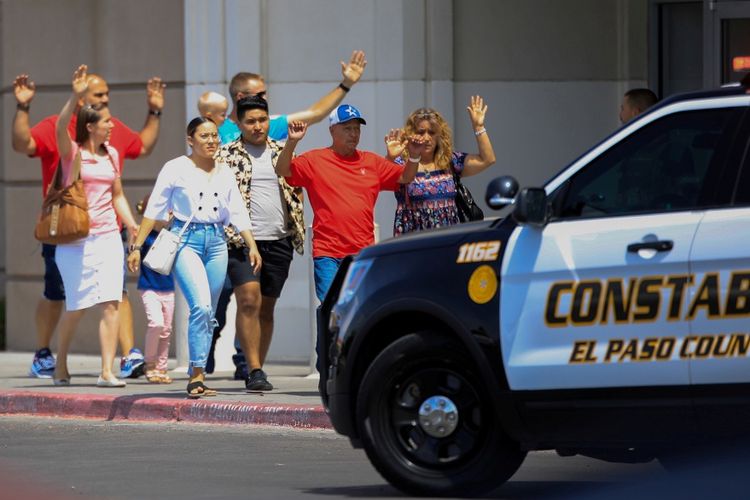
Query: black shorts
227 236 294 298
41 244 65 301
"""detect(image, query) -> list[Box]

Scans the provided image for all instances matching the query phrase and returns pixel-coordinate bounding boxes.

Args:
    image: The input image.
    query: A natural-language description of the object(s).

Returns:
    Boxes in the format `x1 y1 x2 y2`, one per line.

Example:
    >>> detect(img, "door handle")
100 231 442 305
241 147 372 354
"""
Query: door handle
627 240 674 253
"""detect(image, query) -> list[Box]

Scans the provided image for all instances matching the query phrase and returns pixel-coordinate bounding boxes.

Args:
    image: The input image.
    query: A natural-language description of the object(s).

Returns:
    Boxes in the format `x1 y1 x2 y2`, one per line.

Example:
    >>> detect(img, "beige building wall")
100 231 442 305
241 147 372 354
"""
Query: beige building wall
0 0 649 360
453 0 649 193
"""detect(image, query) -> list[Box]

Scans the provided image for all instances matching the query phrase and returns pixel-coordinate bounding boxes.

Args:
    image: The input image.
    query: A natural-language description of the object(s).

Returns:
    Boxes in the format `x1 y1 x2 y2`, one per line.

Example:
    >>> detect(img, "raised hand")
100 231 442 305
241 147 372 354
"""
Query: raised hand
13 74 36 106
384 128 407 160
288 120 308 141
406 133 427 159
72 64 88 99
467 95 488 129
147 77 166 111
341 50 367 87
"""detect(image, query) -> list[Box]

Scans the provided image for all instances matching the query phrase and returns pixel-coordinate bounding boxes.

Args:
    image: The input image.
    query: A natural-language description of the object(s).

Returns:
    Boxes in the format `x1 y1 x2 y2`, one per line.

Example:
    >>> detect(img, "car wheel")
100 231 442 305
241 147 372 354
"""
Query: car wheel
356 331 525 497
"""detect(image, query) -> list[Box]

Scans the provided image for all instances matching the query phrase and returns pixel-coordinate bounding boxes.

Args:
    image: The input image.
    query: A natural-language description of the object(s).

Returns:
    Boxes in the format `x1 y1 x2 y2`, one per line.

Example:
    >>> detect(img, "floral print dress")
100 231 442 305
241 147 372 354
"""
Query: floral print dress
393 151 467 236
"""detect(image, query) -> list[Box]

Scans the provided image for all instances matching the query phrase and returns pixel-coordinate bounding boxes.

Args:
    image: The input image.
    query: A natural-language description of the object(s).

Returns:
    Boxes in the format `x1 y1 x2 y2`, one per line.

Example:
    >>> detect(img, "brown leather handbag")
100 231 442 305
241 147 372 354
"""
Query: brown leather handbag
34 151 90 244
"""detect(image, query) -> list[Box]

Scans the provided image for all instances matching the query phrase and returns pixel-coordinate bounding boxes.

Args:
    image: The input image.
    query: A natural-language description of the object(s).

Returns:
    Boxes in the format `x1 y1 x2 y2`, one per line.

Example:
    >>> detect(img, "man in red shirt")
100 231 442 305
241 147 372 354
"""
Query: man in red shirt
12 71 165 379
275 104 424 302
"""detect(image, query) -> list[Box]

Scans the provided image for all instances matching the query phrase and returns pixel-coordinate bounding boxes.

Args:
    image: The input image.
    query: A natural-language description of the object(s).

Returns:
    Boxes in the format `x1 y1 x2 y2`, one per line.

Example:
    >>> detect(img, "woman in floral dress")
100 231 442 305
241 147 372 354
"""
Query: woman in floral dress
387 96 496 236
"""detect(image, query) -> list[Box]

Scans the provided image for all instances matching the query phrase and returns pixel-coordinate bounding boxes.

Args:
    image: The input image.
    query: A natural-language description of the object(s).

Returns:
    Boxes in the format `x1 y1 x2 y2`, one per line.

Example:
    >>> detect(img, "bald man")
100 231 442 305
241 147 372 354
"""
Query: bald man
197 91 228 127
12 71 165 379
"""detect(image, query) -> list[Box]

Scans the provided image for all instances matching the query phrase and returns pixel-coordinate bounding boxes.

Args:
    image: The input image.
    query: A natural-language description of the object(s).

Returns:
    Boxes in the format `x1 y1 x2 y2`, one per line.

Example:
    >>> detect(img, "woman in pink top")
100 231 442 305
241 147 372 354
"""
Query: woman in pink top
52 65 139 388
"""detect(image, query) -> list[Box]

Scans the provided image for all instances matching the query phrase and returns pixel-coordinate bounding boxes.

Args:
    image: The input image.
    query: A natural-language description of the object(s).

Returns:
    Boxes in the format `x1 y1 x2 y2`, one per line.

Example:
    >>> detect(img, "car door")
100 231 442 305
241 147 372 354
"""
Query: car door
501 103 746 392
687 126 750 385
686 107 750 438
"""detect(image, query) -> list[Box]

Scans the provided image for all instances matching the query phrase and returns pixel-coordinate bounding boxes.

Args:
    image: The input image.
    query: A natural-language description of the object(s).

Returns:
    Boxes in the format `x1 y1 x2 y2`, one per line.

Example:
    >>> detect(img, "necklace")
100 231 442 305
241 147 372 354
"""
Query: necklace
419 161 436 179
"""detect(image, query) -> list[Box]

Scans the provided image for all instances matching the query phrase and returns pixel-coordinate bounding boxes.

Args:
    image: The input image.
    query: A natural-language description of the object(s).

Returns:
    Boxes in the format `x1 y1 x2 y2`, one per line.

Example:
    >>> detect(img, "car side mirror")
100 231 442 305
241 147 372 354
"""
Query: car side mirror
485 176 519 209
513 188 548 227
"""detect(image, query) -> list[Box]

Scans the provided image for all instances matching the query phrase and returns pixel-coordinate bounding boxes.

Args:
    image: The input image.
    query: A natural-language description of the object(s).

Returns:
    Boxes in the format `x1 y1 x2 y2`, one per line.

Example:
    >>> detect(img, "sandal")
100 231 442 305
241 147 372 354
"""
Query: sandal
146 370 162 384
158 370 173 384
187 380 217 399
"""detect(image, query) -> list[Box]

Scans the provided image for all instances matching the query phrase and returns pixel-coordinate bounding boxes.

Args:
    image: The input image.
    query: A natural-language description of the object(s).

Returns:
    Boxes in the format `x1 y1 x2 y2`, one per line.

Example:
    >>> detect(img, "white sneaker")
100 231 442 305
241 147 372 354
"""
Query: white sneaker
97 375 126 387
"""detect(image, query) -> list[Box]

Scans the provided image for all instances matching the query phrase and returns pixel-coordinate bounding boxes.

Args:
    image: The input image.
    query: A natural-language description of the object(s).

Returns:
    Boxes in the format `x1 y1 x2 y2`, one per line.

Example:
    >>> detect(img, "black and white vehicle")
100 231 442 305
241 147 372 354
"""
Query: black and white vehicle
318 74 750 496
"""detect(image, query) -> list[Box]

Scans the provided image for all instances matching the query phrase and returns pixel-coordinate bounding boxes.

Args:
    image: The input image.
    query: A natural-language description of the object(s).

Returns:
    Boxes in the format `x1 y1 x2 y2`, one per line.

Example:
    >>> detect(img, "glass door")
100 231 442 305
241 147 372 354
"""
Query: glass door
705 1 750 87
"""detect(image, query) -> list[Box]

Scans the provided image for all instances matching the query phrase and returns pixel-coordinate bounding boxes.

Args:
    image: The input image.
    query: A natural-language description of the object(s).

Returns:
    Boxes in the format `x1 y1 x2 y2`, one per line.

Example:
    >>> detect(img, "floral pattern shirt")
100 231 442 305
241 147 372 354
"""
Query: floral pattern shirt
393 151 467 236
215 138 305 254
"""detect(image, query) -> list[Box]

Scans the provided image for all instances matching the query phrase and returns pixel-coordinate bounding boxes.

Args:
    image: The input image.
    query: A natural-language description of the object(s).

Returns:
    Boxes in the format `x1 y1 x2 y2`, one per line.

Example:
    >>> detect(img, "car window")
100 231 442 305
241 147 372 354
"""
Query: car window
554 108 743 220
735 165 750 205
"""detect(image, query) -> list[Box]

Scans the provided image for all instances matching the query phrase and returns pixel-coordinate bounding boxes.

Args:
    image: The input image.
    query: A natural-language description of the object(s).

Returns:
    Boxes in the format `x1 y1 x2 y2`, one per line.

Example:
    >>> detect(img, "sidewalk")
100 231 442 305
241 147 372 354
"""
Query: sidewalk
0 352 331 429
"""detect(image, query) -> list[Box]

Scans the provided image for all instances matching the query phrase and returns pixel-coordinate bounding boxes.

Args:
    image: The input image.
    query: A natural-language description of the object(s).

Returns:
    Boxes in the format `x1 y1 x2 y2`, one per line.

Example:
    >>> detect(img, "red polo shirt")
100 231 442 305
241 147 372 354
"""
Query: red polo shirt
30 114 142 196
286 148 403 258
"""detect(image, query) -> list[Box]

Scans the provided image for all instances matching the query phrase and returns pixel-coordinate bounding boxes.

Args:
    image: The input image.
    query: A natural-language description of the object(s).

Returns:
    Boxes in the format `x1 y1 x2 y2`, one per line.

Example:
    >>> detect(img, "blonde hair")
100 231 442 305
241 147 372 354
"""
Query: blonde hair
197 91 228 116
403 108 453 171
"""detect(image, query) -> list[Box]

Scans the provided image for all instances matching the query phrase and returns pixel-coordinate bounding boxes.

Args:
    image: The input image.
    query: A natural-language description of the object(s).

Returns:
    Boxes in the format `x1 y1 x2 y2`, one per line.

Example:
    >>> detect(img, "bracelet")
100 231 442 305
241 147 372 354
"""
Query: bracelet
474 128 487 136
338 83 351 93
16 103 30 112
148 109 162 117
407 156 421 163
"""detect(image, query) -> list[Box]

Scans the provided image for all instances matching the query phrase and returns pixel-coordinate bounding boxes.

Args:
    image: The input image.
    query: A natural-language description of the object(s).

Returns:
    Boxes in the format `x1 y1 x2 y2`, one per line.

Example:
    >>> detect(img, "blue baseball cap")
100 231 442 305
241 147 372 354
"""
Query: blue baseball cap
329 104 367 126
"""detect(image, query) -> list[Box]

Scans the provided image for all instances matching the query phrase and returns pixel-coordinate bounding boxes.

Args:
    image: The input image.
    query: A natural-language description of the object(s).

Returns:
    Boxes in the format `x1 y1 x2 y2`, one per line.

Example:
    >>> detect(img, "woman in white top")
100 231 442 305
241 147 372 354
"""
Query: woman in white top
53 65 139 388
128 117 261 398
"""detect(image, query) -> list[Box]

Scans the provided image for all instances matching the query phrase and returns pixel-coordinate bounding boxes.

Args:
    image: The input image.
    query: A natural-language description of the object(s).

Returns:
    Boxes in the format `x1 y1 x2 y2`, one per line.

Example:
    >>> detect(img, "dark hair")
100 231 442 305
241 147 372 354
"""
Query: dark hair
186 116 216 137
624 88 658 113
237 95 269 121
75 105 104 144
229 71 263 100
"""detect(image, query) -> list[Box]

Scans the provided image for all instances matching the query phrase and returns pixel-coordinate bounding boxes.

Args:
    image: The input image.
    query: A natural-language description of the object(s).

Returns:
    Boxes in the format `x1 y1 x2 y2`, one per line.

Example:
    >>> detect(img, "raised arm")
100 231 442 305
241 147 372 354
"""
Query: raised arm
384 128 407 162
11 74 38 155
460 95 496 177
137 77 166 157
286 50 367 124
56 65 89 162
275 120 308 177
397 134 427 184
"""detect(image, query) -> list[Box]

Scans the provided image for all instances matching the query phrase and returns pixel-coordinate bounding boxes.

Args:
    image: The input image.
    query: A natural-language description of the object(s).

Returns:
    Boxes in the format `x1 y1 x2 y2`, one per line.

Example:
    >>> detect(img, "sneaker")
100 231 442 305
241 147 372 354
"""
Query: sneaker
232 353 249 381
29 348 56 378
245 368 273 392
120 348 145 379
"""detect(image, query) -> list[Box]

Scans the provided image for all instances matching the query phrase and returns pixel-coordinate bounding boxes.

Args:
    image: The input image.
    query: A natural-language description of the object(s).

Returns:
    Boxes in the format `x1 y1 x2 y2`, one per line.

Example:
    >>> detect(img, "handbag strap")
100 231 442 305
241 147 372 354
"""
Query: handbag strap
450 164 464 188
173 190 203 239
50 150 83 190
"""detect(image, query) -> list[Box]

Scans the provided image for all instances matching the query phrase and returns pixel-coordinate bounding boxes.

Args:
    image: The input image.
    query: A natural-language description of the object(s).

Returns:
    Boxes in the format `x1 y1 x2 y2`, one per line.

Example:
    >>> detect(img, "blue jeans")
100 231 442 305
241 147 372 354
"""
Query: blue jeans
313 256 345 379
171 221 228 372
313 257 344 303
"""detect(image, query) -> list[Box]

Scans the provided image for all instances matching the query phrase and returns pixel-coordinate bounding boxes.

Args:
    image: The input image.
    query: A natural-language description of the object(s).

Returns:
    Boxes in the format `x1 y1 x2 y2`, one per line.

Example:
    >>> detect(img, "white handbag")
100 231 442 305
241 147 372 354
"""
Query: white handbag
142 211 196 275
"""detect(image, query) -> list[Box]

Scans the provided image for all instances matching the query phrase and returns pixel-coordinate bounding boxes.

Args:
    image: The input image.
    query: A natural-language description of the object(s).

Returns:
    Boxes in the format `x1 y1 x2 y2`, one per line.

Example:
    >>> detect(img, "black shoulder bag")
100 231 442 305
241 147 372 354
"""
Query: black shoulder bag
452 168 484 222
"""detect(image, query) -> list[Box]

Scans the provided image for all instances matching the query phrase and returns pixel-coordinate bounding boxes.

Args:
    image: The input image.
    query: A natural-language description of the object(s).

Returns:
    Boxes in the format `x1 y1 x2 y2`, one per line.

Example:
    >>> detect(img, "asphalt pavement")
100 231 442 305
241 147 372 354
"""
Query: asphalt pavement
0 351 330 428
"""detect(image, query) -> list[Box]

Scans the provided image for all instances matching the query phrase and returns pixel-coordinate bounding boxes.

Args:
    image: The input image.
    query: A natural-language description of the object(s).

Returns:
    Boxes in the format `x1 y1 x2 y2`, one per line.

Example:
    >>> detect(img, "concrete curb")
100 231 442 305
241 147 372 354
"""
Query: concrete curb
0 390 332 429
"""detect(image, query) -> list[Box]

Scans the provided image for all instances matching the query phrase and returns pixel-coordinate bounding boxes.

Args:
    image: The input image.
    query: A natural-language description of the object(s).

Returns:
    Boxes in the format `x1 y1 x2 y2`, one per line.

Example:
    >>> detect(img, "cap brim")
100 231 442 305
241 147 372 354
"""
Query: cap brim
336 117 366 125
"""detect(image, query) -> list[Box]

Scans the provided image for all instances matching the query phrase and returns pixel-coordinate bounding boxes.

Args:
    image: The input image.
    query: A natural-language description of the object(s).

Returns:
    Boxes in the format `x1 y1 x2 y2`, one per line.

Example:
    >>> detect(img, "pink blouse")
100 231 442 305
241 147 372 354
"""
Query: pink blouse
61 140 121 235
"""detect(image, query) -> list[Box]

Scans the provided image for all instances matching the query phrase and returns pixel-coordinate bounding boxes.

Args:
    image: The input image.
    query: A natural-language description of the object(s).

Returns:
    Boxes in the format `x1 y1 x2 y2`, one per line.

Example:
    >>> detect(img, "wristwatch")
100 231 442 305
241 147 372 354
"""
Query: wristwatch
129 244 142 253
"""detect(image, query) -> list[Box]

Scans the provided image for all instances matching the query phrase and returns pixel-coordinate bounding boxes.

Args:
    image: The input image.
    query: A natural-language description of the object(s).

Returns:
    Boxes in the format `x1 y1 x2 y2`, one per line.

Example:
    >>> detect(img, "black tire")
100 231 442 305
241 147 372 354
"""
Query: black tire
356 332 525 497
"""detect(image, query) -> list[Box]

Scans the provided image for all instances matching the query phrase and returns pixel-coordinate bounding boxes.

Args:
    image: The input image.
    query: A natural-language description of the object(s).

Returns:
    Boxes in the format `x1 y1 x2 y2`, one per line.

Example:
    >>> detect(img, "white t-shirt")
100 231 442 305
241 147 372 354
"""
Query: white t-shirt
244 143 290 240
144 155 252 232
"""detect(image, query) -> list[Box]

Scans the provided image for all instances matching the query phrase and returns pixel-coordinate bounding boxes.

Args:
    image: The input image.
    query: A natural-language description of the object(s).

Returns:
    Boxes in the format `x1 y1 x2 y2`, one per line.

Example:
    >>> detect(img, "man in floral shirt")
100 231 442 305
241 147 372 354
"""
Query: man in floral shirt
215 95 305 391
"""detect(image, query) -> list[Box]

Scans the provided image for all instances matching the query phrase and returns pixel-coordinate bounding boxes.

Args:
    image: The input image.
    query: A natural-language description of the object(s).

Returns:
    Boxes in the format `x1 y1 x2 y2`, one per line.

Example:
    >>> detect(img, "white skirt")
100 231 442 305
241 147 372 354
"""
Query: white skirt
55 230 124 311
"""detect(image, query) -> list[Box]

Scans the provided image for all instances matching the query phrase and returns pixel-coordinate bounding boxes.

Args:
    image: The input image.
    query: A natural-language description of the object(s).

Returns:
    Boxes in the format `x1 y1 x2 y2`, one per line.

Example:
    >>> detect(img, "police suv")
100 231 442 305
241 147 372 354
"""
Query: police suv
319 78 750 497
